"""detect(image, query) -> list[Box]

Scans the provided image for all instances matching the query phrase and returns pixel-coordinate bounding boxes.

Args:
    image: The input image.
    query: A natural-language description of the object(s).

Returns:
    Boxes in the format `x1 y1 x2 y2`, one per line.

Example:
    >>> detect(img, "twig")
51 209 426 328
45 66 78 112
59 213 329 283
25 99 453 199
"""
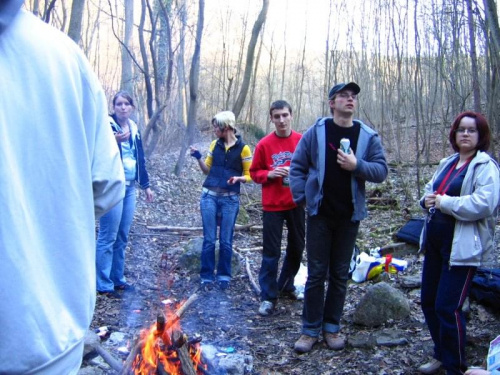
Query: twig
245 256 261 295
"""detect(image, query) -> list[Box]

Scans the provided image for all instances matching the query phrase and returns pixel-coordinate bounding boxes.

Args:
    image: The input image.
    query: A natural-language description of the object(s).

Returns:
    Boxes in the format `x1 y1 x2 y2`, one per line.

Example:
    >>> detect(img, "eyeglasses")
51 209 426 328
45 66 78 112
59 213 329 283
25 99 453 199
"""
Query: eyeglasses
455 128 477 135
336 92 358 100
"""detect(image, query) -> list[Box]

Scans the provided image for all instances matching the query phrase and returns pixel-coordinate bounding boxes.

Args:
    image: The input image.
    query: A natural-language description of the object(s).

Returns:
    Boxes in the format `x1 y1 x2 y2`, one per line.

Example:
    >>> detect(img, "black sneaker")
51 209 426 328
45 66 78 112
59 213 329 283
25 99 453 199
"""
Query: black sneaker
218 280 229 291
200 281 213 292
98 290 122 299
114 283 135 292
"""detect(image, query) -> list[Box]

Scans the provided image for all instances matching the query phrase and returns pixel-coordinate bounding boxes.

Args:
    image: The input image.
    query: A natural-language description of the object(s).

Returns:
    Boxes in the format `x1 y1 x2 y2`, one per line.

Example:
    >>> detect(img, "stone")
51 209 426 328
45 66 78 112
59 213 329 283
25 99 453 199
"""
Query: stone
349 333 377 348
178 237 241 277
375 329 409 347
353 282 411 327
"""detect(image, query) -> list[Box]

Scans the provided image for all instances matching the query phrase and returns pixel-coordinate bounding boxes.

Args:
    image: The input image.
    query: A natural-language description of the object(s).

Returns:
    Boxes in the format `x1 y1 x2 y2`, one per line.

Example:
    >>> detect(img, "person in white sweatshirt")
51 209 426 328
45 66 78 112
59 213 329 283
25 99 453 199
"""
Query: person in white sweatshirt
0 1 125 373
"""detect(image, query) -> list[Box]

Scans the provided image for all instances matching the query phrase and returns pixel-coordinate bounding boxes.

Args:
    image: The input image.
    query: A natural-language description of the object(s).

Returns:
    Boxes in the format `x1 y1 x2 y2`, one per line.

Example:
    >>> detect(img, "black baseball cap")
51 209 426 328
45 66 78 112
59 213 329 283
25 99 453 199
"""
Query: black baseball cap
328 82 361 100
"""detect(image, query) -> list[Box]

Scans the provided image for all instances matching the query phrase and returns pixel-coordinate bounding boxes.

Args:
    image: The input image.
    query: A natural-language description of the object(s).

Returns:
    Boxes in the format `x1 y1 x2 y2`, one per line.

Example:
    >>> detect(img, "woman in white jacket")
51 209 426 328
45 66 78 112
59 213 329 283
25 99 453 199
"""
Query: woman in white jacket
418 111 500 375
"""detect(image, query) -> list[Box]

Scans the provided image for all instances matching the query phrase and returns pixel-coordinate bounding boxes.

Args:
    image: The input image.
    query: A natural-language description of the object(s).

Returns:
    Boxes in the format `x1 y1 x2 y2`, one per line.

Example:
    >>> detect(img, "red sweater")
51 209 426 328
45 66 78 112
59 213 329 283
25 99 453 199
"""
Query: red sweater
250 130 302 211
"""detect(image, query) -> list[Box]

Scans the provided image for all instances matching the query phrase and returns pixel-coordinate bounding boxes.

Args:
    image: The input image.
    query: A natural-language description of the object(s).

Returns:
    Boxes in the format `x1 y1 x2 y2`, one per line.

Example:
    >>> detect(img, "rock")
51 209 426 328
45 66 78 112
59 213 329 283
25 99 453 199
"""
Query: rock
83 331 100 357
218 353 253 375
236 206 250 225
375 328 409 346
178 237 242 277
398 275 422 289
353 282 411 327
349 333 377 348
77 366 105 375
108 331 126 345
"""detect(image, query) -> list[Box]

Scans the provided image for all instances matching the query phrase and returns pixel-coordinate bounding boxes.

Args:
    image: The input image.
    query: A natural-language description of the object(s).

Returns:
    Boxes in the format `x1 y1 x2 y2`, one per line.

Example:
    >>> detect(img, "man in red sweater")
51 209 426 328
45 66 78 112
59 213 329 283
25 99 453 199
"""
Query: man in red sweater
250 100 306 316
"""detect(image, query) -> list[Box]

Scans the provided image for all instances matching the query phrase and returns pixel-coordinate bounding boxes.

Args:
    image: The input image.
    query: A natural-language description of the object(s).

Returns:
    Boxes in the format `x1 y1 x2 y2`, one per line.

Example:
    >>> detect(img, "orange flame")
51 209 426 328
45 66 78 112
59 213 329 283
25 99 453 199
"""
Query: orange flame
132 304 206 374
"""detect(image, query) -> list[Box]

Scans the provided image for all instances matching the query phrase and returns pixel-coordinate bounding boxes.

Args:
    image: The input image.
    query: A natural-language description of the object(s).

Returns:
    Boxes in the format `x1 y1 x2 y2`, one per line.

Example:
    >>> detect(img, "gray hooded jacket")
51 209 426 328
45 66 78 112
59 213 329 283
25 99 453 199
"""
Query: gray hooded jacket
289 117 388 221
419 151 500 267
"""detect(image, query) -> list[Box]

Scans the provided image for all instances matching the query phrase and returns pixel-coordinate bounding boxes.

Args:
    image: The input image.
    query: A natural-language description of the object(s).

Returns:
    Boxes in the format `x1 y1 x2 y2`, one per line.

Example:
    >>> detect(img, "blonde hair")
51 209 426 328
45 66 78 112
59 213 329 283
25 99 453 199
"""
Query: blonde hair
212 111 236 131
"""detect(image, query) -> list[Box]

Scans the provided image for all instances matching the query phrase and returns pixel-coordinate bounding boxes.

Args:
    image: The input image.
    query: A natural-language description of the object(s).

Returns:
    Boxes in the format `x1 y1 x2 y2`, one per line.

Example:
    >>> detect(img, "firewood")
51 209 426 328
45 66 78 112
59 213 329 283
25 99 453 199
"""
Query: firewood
172 330 197 375
119 293 199 374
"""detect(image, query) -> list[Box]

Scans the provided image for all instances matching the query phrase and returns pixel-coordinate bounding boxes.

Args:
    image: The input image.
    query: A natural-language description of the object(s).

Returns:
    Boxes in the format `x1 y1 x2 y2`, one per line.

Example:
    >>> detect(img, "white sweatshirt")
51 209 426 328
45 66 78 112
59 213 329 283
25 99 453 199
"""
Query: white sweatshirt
0 8 125 374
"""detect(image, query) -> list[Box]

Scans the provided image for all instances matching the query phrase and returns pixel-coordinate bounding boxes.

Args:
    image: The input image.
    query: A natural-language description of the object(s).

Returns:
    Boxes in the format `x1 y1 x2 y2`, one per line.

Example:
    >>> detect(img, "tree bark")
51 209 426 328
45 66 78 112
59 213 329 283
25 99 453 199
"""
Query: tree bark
67 0 85 44
174 0 205 176
120 0 134 94
466 0 481 112
232 0 269 120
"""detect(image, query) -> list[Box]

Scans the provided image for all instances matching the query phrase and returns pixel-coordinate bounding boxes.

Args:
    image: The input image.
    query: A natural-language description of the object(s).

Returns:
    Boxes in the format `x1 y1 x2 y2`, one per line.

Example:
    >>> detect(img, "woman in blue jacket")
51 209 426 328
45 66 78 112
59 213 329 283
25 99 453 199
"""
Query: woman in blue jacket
96 91 154 297
418 111 499 375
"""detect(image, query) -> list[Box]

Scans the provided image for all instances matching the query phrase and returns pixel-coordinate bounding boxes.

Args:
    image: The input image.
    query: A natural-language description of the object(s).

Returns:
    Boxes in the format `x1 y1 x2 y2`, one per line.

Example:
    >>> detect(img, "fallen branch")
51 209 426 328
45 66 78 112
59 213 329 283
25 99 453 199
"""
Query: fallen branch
84 331 123 373
146 224 262 232
245 256 261 295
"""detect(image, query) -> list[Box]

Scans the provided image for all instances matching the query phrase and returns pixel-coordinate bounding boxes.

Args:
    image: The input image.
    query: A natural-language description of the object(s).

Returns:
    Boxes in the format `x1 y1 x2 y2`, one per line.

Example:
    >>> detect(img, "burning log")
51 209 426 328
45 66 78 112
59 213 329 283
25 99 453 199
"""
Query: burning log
171 331 197 375
119 293 200 375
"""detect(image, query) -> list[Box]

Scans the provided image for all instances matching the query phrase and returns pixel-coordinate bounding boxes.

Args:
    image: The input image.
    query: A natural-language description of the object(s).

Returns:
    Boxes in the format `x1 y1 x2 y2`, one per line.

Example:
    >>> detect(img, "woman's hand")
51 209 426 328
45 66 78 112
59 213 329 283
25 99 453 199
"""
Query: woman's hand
144 187 154 203
435 194 445 209
424 193 437 209
114 131 130 143
228 176 245 184
189 145 202 160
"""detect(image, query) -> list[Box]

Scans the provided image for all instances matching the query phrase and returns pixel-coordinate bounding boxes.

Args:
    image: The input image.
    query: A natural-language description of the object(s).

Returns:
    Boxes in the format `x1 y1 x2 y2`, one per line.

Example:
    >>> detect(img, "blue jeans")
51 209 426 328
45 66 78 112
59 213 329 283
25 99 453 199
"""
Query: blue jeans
96 184 136 292
200 192 240 282
259 207 305 301
421 216 476 375
302 214 359 337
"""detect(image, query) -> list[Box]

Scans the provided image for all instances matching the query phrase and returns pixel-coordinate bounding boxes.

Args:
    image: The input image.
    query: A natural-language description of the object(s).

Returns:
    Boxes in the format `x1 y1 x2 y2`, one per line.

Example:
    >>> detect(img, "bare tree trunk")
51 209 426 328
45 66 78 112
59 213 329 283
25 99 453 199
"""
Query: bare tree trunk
413 0 422 198
138 0 153 119
67 0 85 44
232 0 269 120
174 0 205 176
121 0 134 94
176 0 188 129
466 0 481 112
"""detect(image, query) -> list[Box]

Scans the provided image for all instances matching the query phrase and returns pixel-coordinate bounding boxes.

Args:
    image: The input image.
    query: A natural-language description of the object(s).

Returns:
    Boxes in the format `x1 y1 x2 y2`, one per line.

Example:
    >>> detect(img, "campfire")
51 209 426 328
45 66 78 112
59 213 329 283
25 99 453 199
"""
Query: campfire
121 294 206 375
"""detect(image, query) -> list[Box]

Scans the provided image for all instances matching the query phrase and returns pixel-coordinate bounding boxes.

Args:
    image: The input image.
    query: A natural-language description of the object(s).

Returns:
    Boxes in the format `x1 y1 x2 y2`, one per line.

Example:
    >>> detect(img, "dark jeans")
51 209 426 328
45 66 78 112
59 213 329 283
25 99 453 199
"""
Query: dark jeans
258 207 305 302
302 214 359 337
421 217 476 375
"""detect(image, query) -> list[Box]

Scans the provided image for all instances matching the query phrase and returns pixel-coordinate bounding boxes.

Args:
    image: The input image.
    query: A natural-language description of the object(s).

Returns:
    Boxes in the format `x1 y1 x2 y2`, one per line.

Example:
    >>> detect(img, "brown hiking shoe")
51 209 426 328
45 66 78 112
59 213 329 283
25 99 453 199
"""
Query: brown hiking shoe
294 334 318 353
324 332 346 350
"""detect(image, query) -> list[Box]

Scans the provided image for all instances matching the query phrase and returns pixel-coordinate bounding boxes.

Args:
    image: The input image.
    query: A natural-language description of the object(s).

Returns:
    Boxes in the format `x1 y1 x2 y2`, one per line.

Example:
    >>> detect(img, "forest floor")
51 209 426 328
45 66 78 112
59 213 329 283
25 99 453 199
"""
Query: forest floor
83 143 500 375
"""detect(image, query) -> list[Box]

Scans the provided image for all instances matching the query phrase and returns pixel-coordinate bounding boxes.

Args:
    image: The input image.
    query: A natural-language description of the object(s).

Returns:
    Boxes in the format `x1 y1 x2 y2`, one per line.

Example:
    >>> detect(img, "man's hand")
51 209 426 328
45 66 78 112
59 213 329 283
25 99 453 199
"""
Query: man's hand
267 166 289 179
337 148 357 171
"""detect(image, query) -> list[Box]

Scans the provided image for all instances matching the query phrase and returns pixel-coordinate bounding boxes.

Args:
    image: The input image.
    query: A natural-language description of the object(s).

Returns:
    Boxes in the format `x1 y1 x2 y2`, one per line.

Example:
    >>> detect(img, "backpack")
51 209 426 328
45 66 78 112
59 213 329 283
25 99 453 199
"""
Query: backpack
469 268 500 310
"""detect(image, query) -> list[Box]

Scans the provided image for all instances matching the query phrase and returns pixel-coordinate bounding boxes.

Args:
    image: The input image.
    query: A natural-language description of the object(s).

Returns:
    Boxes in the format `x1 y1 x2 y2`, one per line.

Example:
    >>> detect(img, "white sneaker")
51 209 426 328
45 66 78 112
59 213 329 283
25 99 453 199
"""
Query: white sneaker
258 300 275 316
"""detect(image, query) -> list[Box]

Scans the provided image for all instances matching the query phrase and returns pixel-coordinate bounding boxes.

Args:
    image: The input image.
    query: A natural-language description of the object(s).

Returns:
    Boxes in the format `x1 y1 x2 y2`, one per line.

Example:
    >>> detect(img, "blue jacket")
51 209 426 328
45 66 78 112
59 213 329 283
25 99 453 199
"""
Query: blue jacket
290 117 388 221
110 115 150 189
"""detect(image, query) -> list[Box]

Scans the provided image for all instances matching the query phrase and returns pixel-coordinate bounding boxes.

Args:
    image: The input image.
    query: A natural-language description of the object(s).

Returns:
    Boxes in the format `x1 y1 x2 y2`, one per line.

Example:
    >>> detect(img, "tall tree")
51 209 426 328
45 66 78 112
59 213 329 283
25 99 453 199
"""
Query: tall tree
232 0 269 120
121 0 134 94
67 0 85 44
466 0 481 112
174 0 205 176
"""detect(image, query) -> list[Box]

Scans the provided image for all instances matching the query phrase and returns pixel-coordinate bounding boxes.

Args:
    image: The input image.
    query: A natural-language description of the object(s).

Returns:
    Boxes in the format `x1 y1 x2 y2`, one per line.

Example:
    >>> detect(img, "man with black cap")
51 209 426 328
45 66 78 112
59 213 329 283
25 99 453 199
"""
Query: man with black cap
289 82 388 353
